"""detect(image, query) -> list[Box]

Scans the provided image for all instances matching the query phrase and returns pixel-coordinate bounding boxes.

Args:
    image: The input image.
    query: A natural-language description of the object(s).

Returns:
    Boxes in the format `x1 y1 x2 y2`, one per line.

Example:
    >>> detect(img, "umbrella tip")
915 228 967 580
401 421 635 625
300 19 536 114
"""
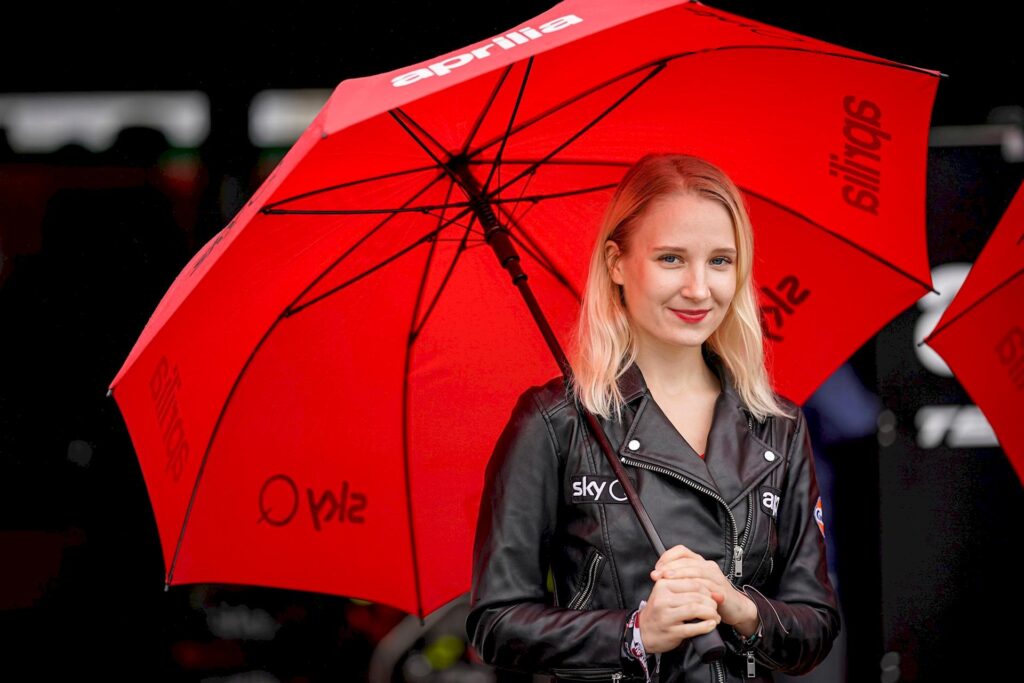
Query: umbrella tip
106 387 113 398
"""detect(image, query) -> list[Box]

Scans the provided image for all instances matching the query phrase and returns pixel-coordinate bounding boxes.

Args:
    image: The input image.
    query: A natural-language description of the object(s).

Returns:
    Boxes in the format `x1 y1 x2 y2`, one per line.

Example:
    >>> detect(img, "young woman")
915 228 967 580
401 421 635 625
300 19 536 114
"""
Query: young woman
466 153 840 682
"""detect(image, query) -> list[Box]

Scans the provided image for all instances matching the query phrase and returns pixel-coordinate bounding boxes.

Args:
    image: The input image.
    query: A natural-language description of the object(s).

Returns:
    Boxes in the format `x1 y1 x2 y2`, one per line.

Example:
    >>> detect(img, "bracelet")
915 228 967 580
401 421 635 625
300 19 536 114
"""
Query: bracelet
732 622 762 648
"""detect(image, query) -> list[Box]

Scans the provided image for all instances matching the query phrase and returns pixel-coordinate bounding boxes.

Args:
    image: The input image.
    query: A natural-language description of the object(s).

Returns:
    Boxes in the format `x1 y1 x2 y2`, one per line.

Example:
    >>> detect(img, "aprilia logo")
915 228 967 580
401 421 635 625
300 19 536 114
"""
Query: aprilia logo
760 486 781 518
571 475 629 504
830 96 890 216
392 15 583 87
150 356 190 482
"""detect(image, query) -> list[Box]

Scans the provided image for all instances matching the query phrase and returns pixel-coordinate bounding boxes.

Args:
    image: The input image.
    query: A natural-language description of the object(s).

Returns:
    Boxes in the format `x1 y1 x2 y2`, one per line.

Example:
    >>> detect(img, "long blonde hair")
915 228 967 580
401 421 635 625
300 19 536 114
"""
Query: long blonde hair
567 153 793 424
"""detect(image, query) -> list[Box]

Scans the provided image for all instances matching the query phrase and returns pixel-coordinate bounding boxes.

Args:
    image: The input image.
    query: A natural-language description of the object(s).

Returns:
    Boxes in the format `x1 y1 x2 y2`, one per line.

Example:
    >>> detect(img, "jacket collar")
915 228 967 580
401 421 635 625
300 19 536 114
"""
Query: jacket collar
613 347 780 507
616 346 742 407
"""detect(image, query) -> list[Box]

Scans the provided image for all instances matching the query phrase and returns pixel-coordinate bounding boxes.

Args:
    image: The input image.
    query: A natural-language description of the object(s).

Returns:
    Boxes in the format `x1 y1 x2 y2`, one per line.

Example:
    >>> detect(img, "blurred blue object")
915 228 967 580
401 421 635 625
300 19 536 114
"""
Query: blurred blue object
804 362 882 446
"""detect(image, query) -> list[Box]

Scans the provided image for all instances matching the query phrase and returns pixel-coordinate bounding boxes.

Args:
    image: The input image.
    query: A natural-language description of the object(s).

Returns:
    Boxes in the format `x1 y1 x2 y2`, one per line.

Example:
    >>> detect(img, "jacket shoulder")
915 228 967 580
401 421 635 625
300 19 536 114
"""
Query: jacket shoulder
518 374 574 414
745 391 805 458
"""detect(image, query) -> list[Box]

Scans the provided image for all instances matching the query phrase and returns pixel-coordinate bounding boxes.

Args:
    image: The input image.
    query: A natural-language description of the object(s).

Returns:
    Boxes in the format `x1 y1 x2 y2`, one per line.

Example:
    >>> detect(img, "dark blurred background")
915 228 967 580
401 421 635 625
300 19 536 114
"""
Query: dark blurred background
1 1 1021 681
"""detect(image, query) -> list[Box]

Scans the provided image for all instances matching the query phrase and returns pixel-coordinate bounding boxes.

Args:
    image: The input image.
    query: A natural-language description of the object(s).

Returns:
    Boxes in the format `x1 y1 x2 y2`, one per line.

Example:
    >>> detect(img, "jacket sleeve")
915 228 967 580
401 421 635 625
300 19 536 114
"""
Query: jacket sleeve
465 386 638 676
729 406 841 674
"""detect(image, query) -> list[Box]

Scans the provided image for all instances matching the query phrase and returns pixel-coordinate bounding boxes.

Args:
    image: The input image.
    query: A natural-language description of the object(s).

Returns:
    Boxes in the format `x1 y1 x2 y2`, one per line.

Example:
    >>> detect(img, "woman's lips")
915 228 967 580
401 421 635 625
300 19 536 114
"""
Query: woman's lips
670 308 709 322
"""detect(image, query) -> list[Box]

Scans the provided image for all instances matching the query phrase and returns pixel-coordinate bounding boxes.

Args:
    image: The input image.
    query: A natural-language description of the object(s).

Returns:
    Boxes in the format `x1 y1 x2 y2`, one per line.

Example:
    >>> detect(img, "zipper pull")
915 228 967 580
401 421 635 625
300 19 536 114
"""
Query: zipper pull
746 652 756 677
734 545 744 577
612 673 624 682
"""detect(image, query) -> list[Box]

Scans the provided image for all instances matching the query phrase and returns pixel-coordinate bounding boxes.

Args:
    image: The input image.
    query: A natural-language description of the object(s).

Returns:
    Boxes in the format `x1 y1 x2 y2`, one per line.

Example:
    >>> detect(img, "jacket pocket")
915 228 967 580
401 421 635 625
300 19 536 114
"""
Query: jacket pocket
566 548 606 610
550 667 629 681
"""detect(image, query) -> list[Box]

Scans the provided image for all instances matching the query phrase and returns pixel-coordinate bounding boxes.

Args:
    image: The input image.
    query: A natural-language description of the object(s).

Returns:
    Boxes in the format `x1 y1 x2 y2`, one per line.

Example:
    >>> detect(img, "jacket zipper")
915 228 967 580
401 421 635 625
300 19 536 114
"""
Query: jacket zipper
619 456 742 580
567 550 605 610
713 658 726 683
735 490 756 578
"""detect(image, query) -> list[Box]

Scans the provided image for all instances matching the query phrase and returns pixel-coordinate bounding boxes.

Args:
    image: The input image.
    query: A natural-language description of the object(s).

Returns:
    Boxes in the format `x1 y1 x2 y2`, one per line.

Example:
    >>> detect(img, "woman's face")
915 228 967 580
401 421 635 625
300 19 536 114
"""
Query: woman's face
605 192 737 355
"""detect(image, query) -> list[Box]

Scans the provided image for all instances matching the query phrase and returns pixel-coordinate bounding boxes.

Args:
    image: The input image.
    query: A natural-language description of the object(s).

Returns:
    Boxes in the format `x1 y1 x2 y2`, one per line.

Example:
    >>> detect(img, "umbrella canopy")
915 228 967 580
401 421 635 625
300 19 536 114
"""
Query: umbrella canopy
109 0 940 618
922 180 1024 486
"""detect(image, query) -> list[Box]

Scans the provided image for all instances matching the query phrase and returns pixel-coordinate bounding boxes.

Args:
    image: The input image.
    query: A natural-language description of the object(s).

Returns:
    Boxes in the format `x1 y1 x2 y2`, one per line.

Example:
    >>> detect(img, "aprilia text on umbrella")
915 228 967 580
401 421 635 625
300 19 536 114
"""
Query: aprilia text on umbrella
258 473 367 530
150 356 190 482
391 15 582 87
831 96 890 216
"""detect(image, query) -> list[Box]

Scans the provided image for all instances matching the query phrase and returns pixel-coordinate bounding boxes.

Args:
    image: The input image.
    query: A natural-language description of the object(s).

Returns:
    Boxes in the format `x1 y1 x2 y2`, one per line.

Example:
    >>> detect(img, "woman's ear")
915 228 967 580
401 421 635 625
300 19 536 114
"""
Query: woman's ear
605 239 624 286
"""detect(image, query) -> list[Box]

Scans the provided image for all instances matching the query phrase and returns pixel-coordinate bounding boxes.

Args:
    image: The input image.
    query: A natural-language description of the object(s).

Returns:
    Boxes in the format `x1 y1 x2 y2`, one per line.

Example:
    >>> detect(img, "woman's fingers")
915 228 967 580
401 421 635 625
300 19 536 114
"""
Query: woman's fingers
666 618 721 639
651 557 719 580
654 544 701 570
650 594 722 626
657 577 713 595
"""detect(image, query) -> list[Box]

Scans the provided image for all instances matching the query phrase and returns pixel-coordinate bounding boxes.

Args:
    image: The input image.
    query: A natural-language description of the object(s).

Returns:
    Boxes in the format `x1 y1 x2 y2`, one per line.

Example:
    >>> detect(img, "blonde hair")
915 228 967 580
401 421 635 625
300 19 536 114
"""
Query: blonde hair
567 153 794 424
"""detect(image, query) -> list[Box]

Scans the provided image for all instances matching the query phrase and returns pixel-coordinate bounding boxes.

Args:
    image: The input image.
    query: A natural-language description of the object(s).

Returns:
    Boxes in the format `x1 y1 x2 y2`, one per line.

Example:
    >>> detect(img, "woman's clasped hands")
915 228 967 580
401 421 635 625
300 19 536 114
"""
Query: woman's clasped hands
638 544 760 653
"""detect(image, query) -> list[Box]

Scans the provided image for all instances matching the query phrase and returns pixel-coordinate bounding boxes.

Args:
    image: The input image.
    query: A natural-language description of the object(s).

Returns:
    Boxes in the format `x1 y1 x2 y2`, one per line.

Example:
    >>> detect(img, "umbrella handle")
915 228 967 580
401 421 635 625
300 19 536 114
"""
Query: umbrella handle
468 174 726 663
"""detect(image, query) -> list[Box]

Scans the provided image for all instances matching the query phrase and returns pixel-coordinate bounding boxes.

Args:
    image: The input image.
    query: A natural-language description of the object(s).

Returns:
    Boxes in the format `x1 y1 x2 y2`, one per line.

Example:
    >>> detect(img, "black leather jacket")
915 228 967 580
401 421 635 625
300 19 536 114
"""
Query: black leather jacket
466 350 840 682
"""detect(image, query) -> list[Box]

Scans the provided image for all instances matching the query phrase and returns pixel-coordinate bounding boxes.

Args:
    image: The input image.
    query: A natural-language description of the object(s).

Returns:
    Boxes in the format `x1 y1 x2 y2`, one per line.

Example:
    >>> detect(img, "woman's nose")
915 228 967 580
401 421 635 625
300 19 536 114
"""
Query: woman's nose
680 266 710 299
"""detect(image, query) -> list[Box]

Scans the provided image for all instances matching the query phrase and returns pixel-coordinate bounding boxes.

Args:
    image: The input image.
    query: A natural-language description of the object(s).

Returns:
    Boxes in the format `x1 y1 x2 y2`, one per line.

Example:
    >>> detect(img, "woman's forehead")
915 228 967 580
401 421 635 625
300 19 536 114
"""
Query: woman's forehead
630 194 736 250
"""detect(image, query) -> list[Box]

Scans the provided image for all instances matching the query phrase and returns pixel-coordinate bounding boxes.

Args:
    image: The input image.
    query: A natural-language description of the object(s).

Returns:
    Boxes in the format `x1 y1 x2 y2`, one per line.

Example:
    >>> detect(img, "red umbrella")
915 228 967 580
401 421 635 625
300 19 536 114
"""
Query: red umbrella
921 180 1024 485
108 0 940 618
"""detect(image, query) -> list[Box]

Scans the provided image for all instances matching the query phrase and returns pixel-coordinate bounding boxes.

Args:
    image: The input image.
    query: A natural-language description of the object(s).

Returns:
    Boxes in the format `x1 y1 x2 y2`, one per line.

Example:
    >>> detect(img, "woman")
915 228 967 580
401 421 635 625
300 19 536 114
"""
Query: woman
466 154 840 682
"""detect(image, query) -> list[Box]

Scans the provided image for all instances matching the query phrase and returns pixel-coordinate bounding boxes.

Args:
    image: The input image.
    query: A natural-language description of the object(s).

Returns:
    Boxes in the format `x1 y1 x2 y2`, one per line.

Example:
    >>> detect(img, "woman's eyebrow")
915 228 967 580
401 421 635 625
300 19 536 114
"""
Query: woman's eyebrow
651 245 737 255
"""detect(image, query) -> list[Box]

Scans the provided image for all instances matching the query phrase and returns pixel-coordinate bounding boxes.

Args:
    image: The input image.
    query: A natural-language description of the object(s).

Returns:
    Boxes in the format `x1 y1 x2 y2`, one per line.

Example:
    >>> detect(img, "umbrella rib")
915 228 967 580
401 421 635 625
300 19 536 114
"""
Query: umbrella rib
411 216 480 340
409 177 460 336
460 63 515 157
263 164 442 210
286 207 476 319
504 165 539 227
397 181 457 622
466 44 940 163
390 110 467 195
400 181 480 618
482 56 533 197
468 158 633 168
494 201 581 304
391 108 453 170
286 230 444 318
490 183 621 205
740 185 939 295
393 90 596 308
262 189 602 223
918 266 1024 347
485 63 667 201
264 202 473 216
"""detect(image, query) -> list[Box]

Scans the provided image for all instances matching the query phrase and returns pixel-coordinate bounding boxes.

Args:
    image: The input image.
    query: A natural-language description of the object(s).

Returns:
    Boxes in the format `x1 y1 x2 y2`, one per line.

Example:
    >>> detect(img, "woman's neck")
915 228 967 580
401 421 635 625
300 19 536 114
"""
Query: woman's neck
635 344 719 400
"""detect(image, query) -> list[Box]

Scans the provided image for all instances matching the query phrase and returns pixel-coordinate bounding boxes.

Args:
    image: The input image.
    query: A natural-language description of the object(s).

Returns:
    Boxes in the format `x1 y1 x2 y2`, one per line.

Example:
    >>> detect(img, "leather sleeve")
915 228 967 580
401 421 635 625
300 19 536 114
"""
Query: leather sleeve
733 407 841 674
465 387 634 675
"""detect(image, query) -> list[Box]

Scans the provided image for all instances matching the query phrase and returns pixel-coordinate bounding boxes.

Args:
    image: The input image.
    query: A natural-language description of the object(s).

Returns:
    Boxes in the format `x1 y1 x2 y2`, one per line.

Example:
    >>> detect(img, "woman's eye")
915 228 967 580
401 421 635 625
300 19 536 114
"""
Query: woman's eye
711 257 732 266
659 254 680 264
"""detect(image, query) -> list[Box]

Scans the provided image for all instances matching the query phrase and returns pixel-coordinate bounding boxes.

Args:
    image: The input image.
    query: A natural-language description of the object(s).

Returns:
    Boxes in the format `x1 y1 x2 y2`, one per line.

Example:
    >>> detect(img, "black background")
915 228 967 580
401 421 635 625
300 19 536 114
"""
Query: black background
1 1 1018 128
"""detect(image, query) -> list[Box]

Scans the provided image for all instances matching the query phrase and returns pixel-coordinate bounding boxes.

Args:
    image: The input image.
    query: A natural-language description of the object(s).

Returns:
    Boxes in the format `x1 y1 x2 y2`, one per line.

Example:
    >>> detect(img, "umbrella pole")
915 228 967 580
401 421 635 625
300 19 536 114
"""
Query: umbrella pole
456 168 725 662
468 193 667 561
